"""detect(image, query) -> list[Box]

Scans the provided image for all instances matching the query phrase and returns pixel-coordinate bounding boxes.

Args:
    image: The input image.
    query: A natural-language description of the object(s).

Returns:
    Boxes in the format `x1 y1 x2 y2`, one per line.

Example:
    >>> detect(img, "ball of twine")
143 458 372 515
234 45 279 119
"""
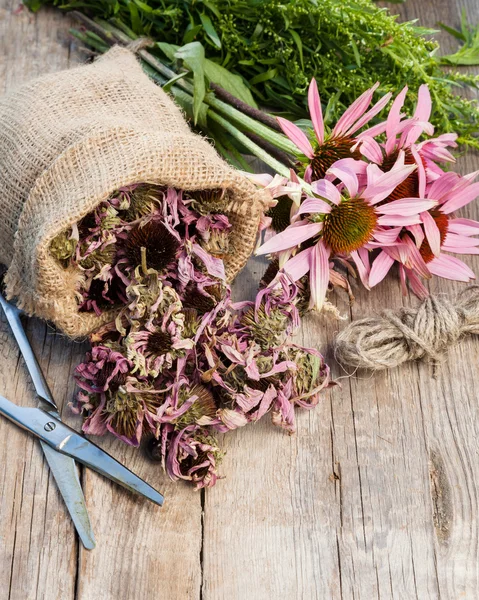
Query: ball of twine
334 286 479 370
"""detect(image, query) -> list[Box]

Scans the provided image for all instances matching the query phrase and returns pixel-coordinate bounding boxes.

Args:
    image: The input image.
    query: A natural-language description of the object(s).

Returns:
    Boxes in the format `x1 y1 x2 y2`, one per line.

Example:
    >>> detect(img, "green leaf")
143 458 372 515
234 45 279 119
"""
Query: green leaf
202 0 221 20
128 3 141 33
175 42 206 125
437 21 466 42
183 24 203 44
203 60 258 108
24 0 44 11
440 12 479 66
289 30 304 70
162 71 189 92
157 41 181 62
350 39 361 68
200 13 222 49
133 0 153 13
250 68 278 86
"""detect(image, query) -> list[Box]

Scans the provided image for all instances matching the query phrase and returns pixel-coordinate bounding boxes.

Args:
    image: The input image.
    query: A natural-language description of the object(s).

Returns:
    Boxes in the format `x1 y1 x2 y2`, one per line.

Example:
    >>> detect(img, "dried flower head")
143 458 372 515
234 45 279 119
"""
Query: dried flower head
185 188 226 215
50 230 77 265
126 220 179 272
123 185 162 221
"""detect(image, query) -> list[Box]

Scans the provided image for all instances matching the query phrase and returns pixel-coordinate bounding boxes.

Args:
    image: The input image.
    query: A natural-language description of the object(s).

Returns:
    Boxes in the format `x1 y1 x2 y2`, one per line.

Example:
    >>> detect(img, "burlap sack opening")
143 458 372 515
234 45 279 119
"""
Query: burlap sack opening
0 47 265 337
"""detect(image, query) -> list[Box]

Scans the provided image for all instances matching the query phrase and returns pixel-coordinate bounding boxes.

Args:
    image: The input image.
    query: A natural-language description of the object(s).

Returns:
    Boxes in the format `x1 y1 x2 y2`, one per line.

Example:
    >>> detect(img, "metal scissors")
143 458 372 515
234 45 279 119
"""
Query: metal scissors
0 291 164 550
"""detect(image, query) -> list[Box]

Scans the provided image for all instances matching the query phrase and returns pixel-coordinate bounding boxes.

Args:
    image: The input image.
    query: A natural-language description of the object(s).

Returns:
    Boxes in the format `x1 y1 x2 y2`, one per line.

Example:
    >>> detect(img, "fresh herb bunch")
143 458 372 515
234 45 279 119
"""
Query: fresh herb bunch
25 0 479 149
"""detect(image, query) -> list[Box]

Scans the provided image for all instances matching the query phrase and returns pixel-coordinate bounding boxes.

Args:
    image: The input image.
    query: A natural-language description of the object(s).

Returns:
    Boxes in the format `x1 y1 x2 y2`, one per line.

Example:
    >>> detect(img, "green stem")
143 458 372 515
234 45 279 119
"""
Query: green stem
91 17 298 156
208 112 291 177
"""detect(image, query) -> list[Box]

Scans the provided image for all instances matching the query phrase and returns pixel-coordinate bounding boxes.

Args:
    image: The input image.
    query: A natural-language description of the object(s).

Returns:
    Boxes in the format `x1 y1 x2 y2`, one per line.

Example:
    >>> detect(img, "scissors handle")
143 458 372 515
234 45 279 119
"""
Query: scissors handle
0 396 164 507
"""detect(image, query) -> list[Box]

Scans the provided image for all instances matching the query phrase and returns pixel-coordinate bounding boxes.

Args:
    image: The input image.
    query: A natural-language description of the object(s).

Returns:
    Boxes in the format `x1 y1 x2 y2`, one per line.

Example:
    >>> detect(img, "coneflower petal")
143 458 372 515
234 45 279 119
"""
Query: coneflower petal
421 211 441 258
377 198 436 215
256 221 322 255
377 214 422 226
402 235 431 278
311 179 341 205
441 182 479 214
403 267 429 300
428 254 475 281
308 78 325 145
366 163 417 204
428 172 460 202
309 242 330 310
332 82 379 137
443 233 479 247
357 136 383 164
327 163 360 198
385 86 408 154
344 91 392 138
277 117 315 159
369 251 395 287
448 218 479 235
282 247 314 281
350 249 370 290
296 197 332 218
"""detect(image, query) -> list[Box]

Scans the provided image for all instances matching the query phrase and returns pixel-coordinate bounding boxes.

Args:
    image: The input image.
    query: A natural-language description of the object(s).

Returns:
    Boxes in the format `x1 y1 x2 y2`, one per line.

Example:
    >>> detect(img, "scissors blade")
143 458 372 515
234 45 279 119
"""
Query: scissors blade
0 293 56 409
39 441 95 549
0 397 164 507
0 293 96 549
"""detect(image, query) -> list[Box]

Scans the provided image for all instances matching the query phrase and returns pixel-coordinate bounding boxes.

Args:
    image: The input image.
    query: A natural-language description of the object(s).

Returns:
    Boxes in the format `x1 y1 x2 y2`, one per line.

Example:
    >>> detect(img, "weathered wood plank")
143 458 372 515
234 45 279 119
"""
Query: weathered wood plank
0 4 81 599
0 4 203 599
1 0 479 598
203 1 479 598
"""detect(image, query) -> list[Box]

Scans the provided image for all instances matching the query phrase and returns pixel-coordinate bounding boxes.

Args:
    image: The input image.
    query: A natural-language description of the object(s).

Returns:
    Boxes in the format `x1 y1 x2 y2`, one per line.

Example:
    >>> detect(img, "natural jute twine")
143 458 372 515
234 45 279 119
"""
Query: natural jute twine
334 286 479 370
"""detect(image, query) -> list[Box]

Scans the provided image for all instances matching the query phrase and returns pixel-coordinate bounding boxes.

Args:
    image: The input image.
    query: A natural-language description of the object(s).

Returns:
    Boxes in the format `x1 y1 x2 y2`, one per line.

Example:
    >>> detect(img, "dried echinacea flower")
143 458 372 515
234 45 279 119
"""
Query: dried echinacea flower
240 303 288 350
162 424 223 489
185 188 226 215
125 220 179 272
173 384 218 428
123 184 163 221
50 230 77 265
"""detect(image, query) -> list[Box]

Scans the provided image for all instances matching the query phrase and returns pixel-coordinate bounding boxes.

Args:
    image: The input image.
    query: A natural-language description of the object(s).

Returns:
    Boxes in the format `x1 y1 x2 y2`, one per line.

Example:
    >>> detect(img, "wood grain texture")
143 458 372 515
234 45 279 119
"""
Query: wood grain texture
0 0 479 599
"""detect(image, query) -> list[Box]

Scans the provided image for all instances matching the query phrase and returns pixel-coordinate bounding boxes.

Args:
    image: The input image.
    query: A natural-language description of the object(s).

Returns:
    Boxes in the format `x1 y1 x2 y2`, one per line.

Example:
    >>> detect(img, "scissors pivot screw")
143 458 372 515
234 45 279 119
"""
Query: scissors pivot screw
44 421 56 432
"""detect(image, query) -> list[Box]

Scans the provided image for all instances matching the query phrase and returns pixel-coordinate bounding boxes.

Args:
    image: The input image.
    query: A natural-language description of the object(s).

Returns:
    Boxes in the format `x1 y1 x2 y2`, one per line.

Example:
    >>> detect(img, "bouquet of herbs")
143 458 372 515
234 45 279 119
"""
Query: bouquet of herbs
51 184 331 488
26 0 479 150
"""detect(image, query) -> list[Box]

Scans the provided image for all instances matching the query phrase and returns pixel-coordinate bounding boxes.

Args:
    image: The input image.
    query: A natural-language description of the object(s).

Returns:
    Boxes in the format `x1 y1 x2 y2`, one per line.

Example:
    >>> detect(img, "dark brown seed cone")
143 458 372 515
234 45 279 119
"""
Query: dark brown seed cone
183 286 217 314
380 148 420 202
125 220 179 272
96 362 128 393
266 196 293 232
260 259 280 289
310 136 360 181
145 330 172 356
418 211 449 263
185 189 226 215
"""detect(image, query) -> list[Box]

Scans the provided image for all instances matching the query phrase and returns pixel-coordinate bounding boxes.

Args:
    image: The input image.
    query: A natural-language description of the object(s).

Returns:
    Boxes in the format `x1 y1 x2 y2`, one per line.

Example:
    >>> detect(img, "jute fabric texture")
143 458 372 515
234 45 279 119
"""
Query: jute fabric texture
0 47 264 336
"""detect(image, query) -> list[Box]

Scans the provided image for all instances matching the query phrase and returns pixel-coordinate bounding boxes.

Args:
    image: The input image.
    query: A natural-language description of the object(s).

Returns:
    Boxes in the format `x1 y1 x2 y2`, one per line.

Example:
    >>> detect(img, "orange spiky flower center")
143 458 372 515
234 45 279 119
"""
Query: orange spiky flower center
310 136 361 181
418 211 449 263
321 197 377 254
380 148 420 203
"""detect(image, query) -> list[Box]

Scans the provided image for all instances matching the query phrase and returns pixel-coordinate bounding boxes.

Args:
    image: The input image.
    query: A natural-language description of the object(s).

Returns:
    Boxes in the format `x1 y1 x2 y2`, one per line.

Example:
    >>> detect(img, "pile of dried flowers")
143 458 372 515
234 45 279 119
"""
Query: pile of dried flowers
51 80 479 490
254 81 479 311
51 184 331 489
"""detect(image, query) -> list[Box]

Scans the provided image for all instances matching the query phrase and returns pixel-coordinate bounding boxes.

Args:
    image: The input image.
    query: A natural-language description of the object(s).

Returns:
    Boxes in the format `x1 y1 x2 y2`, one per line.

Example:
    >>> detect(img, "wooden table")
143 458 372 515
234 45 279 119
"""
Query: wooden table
1 1 479 598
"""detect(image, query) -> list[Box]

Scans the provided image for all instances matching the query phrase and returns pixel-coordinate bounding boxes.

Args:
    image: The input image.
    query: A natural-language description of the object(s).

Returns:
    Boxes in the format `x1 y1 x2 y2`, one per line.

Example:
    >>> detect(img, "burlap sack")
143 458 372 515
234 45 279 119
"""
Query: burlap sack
0 47 265 337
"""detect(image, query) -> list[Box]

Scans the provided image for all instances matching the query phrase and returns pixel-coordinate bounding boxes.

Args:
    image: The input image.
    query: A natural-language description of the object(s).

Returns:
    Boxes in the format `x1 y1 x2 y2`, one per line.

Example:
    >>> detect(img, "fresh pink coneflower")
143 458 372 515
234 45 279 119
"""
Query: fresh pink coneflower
371 171 479 297
277 79 392 183
257 155 436 309
356 85 457 199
